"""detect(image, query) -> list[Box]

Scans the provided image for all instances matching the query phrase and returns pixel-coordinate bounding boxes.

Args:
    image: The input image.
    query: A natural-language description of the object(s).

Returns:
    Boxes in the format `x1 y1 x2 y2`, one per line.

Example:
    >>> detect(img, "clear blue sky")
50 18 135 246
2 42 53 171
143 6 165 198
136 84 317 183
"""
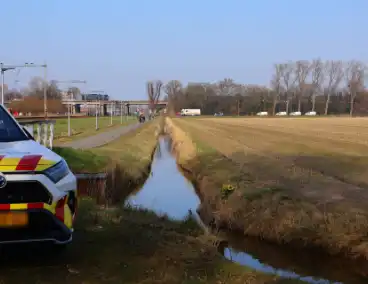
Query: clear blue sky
2 0 366 99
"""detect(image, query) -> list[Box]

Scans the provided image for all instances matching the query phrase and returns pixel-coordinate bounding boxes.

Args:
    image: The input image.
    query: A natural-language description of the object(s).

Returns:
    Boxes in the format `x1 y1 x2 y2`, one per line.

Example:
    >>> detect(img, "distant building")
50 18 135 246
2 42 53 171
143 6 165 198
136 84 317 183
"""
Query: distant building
61 91 83 101
61 91 69 101
81 93 109 101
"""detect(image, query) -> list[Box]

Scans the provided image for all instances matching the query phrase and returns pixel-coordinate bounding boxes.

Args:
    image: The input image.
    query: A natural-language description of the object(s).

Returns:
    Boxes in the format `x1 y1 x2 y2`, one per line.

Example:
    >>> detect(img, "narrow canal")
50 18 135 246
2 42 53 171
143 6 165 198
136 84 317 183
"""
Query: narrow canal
126 136 368 284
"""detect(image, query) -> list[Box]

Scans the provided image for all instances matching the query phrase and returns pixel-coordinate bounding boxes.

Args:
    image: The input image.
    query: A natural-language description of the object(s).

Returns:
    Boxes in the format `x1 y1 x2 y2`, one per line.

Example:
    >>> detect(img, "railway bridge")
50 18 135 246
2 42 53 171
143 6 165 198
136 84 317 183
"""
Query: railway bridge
61 100 168 116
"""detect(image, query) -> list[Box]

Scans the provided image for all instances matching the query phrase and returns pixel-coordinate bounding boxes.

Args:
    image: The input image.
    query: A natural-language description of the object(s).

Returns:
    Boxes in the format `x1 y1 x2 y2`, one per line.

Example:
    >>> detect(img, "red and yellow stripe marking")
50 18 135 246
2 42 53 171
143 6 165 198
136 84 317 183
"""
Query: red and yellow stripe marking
0 154 56 172
0 193 76 229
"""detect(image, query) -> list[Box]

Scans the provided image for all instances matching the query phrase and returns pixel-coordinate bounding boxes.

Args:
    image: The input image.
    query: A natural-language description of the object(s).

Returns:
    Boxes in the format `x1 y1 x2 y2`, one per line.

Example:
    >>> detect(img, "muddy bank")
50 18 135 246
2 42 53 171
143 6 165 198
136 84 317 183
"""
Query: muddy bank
77 149 157 206
68 120 162 205
164 117 368 263
164 117 232 229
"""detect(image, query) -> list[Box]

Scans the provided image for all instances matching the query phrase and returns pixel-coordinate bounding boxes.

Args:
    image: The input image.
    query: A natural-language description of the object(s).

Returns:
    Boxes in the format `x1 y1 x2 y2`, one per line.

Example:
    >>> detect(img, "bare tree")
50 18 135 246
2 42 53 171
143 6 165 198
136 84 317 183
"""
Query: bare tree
309 59 325 112
279 62 297 113
270 64 283 115
5 89 22 102
164 80 182 115
146 80 163 115
324 60 344 115
164 80 182 98
295 60 311 112
26 77 61 99
345 60 366 116
217 78 236 96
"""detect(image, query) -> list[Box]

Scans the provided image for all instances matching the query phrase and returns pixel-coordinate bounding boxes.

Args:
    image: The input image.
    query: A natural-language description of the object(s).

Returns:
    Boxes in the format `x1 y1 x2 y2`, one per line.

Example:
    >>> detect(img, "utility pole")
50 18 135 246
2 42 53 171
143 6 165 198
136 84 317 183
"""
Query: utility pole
0 63 47 114
120 102 123 124
90 90 105 131
110 103 113 125
43 64 48 118
55 80 87 136
96 102 98 130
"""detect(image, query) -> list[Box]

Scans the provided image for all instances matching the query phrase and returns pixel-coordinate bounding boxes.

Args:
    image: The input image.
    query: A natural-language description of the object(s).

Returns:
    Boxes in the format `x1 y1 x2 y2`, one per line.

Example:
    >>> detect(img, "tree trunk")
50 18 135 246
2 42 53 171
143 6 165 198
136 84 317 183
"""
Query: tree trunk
298 97 301 112
272 99 277 115
311 94 316 112
286 100 289 114
324 93 330 115
350 93 355 117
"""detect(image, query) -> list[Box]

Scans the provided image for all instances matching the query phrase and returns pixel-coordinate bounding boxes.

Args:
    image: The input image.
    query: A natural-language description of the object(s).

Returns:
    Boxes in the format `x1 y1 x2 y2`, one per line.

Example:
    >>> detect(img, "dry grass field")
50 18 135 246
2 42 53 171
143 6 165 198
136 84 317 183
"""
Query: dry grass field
171 117 368 259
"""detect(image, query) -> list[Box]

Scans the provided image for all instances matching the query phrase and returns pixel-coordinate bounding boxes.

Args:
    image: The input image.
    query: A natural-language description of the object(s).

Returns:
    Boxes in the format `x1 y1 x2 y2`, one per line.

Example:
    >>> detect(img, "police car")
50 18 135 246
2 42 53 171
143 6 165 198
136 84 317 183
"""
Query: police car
0 105 77 246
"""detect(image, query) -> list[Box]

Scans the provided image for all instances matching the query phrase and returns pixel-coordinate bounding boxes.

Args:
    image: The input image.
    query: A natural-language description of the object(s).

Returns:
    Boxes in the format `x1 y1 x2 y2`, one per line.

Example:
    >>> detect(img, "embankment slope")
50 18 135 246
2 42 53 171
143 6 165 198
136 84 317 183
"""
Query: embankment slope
167 117 368 260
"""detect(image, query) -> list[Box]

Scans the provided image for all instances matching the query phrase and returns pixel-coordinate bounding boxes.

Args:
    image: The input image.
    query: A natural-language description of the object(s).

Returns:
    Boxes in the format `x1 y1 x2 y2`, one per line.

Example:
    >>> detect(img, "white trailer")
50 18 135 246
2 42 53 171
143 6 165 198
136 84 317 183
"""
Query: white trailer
305 111 317 116
290 111 302 116
180 109 201 116
276 111 287 116
256 111 268 116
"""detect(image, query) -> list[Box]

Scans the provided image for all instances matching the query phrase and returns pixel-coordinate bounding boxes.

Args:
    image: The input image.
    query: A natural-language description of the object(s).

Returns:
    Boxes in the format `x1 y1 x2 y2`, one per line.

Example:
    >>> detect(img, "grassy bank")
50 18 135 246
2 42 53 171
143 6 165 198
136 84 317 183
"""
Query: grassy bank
167 117 368 260
54 119 160 204
53 116 137 144
0 199 301 283
54 119 158 174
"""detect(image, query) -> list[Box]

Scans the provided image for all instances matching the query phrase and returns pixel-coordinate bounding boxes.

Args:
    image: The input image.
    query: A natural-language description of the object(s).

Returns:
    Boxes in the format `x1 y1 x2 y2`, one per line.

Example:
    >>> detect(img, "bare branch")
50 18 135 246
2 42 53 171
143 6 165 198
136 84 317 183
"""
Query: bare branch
279 62 297 92
323 60 344 115
217 78 236 96
146 80 163 112
311 59 324 90
279 62 297 113
164 80 182 97
295 60 312 111
308 59 325 112
270 64 284 115
325 60 344 92
344 60 366 116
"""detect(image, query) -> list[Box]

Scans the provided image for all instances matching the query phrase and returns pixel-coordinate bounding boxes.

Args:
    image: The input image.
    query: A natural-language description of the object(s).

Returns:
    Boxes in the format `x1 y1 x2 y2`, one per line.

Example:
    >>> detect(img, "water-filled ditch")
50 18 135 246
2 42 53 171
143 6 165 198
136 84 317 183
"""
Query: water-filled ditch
125 136 368 284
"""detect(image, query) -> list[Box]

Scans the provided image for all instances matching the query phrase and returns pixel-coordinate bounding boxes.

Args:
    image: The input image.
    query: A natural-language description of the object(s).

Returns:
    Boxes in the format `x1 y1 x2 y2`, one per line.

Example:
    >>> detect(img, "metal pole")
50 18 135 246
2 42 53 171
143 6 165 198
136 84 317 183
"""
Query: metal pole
43 64 48 118
120 102 123 124
1 63 4 106
1 69 4 106
0 63 48 107
110 103 113 125
68 91 71 136
95 102 99 130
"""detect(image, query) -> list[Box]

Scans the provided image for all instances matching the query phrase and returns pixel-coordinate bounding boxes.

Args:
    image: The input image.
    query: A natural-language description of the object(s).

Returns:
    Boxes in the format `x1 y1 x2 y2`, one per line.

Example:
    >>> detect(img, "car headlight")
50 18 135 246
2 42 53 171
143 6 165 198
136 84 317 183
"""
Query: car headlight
44 159 70 183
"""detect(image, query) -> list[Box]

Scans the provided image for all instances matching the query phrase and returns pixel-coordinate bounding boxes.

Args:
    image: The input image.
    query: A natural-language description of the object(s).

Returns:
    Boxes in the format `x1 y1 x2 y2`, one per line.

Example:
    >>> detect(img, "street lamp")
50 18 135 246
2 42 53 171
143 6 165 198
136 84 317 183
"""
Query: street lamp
55 80 87 136
1 63 47 116
90 90 105 130
120 101 124 124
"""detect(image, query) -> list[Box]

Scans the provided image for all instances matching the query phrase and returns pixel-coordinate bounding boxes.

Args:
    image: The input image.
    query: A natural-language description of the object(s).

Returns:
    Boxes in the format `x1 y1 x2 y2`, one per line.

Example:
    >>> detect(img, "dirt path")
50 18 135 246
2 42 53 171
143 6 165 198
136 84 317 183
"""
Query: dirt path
61 123 142 149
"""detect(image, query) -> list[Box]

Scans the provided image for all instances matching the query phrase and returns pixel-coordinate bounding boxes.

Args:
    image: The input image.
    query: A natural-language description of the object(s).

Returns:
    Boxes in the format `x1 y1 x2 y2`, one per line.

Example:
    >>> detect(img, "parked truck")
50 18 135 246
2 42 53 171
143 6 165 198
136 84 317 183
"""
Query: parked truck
180 109 201 116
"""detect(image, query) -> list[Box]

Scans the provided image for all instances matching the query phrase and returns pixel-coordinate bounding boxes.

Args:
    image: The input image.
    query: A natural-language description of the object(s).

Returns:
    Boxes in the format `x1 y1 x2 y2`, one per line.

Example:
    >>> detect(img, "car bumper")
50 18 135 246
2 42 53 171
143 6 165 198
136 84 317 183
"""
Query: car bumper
0 209 73 245
0 172 77 245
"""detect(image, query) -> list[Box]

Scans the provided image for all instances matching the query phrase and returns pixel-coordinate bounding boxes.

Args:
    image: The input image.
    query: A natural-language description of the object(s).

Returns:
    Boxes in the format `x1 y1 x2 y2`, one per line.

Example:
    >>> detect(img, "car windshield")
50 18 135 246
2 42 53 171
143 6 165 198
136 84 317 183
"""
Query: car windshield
0 107 28 142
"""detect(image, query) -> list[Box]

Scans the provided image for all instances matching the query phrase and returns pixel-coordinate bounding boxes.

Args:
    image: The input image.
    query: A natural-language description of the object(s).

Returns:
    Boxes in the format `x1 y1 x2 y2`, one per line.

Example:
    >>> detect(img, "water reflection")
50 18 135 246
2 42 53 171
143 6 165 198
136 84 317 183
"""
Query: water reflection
218 235 368 284
125 136 367 284
126 136 200 220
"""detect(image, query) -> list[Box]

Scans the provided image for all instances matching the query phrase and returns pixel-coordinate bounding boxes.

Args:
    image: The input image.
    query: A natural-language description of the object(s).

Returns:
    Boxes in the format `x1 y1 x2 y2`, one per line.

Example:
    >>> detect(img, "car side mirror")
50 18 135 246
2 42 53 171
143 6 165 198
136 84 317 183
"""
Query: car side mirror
23 127 35 140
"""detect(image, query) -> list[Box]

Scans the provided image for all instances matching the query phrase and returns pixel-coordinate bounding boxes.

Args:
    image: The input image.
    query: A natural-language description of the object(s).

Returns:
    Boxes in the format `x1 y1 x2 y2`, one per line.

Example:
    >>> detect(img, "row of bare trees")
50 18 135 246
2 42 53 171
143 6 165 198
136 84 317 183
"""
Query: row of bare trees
271 60 365 116
162 59 367 116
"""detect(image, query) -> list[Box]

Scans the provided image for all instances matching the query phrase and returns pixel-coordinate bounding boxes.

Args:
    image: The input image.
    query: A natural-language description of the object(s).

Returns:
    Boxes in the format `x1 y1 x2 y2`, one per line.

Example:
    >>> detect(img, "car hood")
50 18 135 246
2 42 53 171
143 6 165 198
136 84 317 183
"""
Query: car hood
0 140 61 172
